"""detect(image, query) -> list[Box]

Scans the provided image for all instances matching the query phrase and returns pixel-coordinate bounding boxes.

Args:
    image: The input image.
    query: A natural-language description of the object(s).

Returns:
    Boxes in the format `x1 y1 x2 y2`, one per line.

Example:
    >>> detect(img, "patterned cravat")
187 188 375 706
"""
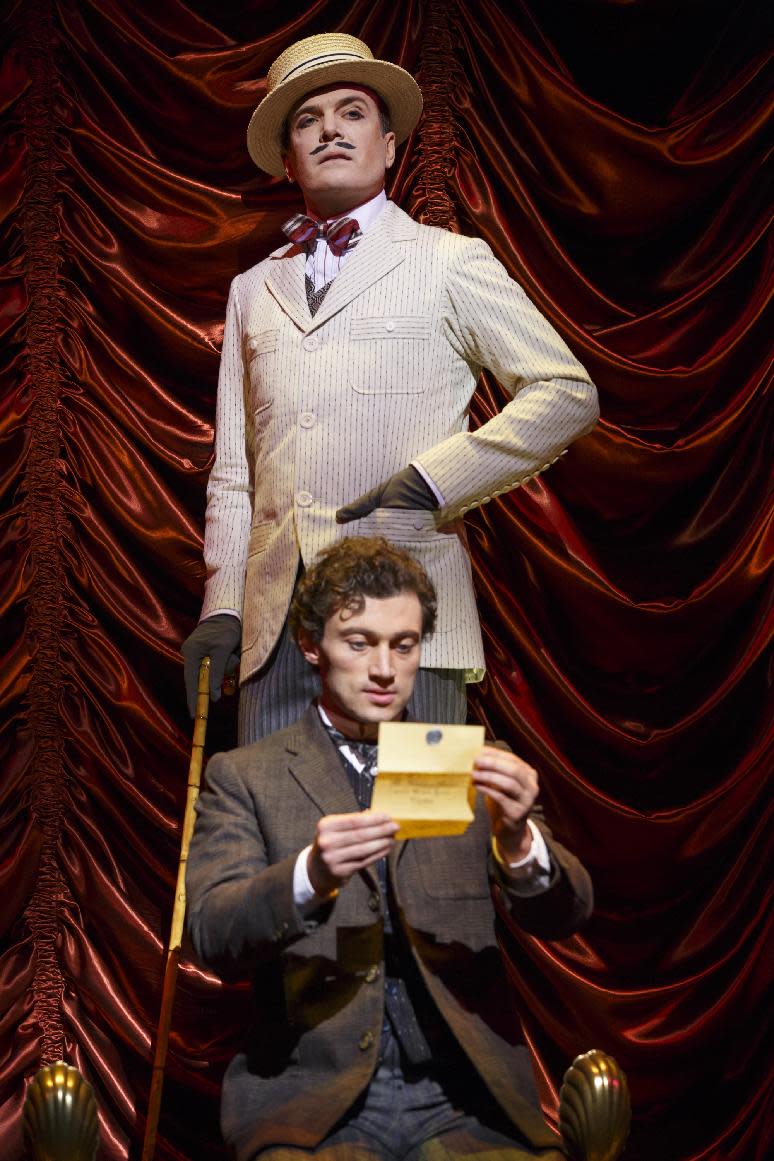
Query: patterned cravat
305 275 331 318
323 719 377 809
282 212 361 257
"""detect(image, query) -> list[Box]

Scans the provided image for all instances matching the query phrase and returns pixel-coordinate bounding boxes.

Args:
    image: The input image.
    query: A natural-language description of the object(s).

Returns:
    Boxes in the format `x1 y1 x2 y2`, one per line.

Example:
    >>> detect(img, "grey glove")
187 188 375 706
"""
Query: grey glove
181 613 241 716
335 465 438 524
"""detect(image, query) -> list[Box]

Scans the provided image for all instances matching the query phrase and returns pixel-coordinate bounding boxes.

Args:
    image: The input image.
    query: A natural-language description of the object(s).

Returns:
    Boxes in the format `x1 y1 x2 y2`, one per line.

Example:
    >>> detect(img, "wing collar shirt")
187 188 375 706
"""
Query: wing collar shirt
306 188 388 291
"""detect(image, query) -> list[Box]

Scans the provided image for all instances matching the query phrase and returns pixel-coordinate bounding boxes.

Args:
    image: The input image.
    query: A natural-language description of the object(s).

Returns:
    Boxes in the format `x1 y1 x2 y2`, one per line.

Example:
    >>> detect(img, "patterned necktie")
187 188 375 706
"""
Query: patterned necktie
282 213 361 257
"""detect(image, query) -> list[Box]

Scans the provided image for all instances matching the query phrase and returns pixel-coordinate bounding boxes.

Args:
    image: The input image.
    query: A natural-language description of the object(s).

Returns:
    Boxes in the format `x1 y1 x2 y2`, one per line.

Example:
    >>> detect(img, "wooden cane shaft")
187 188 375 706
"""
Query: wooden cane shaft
142 950 180 1161
169 660 210 950
141 657 211 1161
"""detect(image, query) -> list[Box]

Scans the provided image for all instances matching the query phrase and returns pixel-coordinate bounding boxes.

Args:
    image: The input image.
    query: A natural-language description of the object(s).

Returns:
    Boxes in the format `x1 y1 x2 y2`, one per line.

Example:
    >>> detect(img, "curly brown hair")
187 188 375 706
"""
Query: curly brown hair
289 537 437 645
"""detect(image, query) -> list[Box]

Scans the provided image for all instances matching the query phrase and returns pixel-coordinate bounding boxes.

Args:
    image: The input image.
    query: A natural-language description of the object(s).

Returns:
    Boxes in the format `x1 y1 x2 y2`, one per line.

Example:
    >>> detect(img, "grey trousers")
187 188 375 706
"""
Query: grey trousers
238 621 467 745
254 1047 560 1160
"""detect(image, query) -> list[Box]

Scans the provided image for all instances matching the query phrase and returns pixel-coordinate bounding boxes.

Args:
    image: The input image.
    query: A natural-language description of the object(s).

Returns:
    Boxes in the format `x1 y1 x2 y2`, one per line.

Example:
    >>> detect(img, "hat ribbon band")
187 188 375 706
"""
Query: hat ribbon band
279 52 372 86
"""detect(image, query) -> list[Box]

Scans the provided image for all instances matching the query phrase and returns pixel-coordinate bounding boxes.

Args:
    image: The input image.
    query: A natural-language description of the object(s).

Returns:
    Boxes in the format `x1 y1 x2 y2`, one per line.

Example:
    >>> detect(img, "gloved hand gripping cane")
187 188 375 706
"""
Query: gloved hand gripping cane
141 658 211 1161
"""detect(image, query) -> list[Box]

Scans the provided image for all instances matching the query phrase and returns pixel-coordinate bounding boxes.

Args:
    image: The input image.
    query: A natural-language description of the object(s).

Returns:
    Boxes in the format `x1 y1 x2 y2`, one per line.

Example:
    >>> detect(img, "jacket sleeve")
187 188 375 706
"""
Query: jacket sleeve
491 809 594 940
413 237 599 520
200 277 254 620
185 749 311 977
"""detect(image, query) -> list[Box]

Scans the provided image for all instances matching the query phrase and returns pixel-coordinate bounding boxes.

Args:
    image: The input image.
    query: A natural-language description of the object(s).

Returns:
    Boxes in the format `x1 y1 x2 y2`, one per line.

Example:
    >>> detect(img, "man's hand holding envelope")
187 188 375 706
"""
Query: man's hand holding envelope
471 744 538 864
372 723 538 862
306 726 540 898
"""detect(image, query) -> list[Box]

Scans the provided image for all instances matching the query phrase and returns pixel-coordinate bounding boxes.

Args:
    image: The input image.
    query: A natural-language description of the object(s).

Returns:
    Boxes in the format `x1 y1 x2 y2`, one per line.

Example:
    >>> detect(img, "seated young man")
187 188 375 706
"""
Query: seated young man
186 537 593 1161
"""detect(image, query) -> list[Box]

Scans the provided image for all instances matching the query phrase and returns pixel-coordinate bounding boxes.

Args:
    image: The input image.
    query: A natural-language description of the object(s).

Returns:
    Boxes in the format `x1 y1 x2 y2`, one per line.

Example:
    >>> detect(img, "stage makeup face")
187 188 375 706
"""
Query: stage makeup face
284 86 396 219
299 592 422 740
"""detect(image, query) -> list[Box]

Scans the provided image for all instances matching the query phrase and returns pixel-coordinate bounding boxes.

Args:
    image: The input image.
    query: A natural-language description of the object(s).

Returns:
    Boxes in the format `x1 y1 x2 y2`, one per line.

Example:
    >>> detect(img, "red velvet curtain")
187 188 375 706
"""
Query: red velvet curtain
2 1 771 1158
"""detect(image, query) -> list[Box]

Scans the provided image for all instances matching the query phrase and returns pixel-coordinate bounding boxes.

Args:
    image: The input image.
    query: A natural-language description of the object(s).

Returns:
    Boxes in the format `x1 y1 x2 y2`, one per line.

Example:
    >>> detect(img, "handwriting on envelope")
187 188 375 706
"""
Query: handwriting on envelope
372 722 485 839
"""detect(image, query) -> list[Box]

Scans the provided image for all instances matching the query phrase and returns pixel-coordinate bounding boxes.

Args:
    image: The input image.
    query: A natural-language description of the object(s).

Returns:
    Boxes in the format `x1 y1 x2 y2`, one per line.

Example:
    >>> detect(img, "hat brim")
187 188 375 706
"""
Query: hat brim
247 60 423 177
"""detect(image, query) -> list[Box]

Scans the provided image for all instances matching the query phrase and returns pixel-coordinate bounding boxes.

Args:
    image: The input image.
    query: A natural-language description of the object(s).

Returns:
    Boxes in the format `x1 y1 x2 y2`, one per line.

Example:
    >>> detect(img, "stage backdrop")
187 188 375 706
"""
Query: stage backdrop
2 1 771 1158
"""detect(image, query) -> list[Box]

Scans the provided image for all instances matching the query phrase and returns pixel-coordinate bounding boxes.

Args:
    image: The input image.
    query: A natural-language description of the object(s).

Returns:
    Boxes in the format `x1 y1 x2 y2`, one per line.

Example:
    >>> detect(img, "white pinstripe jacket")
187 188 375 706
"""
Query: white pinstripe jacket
202 201 598 682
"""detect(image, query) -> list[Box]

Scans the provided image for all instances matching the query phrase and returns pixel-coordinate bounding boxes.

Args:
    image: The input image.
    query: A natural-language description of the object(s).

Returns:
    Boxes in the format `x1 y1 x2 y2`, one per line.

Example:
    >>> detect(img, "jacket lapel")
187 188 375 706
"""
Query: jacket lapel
264 245 310 333
285 707 360 817
308 204 414 330
284 707 390 894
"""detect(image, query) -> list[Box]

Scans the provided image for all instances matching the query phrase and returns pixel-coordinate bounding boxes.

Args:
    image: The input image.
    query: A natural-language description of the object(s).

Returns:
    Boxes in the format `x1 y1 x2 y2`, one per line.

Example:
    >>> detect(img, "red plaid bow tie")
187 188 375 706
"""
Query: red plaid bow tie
282 213 361 257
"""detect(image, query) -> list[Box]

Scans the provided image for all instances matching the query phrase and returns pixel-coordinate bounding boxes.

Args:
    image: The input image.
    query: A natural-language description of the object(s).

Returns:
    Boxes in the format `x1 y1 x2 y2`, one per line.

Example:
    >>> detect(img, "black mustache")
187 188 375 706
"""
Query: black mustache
310 141 356 156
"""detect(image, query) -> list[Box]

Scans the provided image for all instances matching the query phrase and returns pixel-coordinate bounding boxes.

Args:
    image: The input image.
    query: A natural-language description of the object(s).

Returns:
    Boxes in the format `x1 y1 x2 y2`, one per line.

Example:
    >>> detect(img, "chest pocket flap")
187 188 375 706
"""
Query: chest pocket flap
349 315 431 394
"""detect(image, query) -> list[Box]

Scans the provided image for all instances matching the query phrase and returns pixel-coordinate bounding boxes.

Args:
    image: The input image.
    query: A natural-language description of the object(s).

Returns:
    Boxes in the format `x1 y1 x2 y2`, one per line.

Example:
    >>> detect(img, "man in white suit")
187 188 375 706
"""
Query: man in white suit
182 33 599 743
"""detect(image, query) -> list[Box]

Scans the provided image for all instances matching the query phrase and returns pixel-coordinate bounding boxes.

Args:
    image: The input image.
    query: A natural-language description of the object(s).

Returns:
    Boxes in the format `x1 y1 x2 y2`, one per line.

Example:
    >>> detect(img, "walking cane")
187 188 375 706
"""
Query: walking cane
141 656 211 1161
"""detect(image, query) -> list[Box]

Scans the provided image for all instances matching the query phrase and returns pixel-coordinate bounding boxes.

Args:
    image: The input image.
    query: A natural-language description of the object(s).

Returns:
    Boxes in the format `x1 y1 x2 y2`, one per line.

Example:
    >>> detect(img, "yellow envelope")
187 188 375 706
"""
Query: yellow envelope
372 722 485 839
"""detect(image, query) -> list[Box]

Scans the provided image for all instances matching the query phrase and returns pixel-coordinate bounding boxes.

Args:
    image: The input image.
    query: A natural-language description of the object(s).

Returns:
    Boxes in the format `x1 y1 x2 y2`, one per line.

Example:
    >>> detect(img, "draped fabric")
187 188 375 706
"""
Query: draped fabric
2 1 771 1158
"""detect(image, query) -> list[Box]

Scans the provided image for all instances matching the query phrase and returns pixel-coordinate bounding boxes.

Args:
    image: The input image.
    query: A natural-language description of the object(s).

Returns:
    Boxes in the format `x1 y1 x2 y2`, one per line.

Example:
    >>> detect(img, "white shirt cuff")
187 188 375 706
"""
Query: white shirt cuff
293 846 318 914
494 818 552 894
410 460 446 507
293 846 339 916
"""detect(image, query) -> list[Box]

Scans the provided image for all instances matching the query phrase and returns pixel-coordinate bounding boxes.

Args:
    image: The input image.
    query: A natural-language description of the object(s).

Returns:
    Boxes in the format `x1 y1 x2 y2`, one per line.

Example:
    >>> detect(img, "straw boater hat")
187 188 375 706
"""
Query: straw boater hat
247 33 423 177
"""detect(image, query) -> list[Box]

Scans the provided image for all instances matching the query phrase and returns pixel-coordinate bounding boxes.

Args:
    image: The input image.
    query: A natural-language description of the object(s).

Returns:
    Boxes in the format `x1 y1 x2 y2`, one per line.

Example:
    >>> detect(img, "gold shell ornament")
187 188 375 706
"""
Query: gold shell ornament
23 1061 99 1161
559 1049 631 1161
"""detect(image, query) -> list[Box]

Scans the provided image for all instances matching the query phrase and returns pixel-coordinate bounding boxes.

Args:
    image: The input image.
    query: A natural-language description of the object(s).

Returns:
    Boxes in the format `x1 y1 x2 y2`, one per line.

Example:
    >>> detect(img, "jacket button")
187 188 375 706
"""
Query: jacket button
367 893 380 912
358 1031 375 1051
299 412 315 429
296 491 313 507
302 335 319 352
365 965 379 984
384 319 395 332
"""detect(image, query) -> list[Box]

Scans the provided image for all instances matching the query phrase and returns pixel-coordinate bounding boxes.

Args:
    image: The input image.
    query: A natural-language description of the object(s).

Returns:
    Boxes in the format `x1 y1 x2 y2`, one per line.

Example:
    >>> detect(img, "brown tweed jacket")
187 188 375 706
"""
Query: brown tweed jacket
186 707 593 1159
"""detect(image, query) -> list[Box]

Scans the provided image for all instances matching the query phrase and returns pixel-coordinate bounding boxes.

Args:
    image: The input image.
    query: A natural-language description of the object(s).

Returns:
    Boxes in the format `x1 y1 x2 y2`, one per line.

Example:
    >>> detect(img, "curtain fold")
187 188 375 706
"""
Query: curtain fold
2 2 770 1158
